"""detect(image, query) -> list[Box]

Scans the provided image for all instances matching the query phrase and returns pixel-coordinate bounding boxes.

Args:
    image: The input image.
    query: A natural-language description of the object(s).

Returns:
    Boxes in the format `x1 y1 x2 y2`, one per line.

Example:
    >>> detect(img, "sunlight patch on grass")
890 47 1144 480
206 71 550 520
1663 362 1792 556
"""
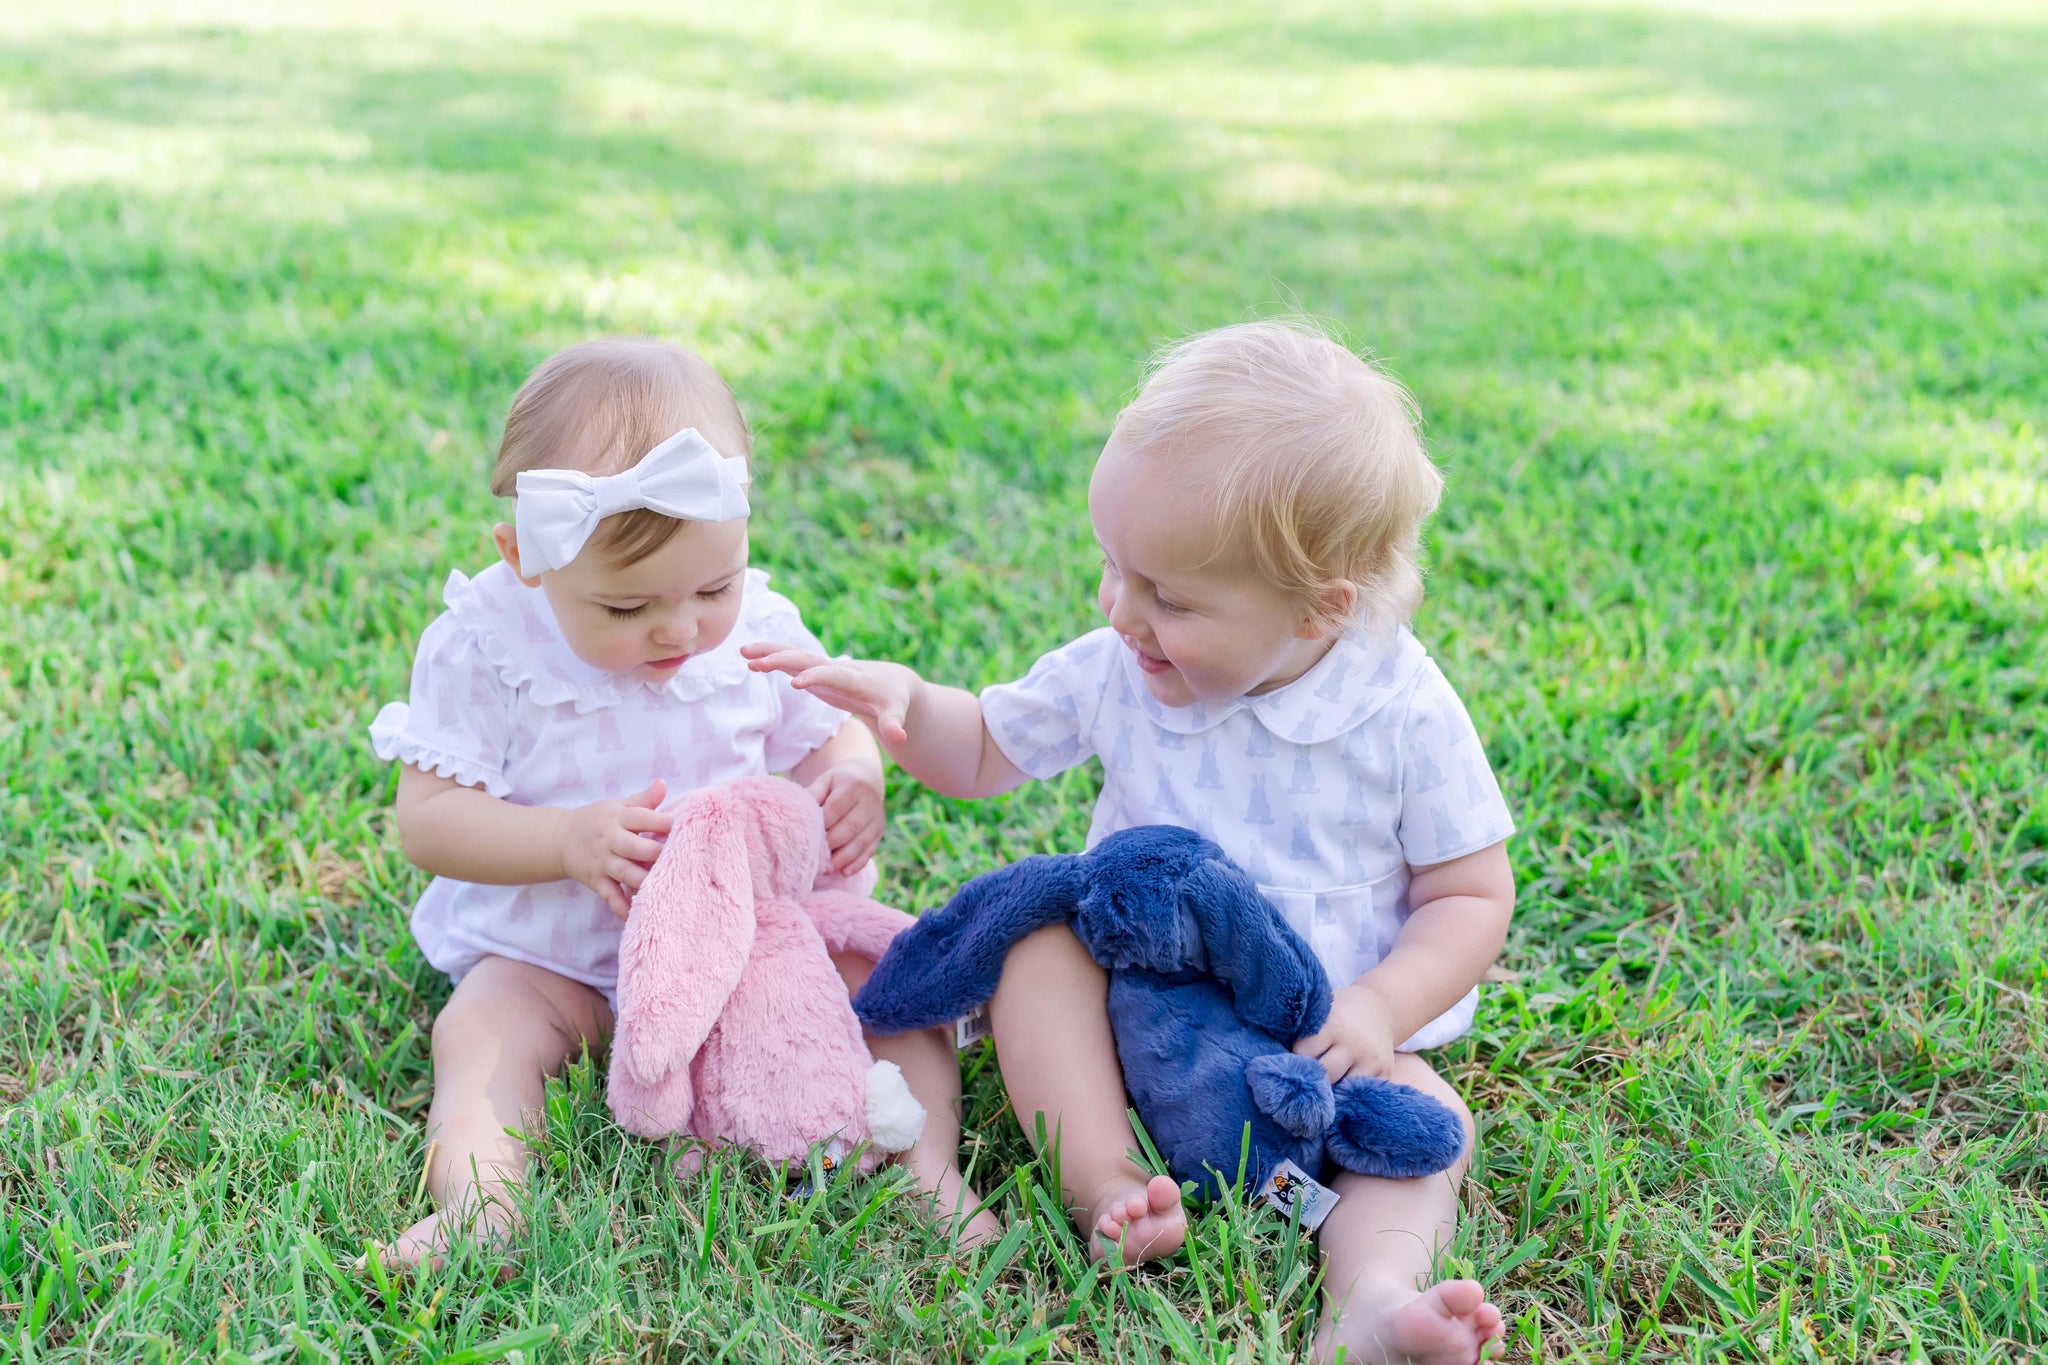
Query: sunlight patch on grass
0 108 234 193
1228 160 1462 212
1595 89 1748 131
576 76 994 189
1839 418 2048 563
1897 533 2047 608
1071 61 1630 132
1860 467 2046 530
435 246 787 338
1534 151 1731 190
1 0 586 39
1642 0 2047 24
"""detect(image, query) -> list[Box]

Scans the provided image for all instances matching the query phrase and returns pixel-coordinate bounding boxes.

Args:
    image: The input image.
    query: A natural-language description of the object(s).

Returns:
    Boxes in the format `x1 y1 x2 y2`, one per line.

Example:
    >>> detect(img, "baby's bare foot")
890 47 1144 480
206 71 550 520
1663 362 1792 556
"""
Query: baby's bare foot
354 1206 519 1282
1315 1278 1505 1365
1084 1173 1186 1265
906 1154 1004 1248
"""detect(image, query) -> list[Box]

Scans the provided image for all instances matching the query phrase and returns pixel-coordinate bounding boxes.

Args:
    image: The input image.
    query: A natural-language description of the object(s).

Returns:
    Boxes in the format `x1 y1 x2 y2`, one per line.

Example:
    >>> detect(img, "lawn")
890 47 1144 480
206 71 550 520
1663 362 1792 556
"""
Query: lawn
2 1 2044 1360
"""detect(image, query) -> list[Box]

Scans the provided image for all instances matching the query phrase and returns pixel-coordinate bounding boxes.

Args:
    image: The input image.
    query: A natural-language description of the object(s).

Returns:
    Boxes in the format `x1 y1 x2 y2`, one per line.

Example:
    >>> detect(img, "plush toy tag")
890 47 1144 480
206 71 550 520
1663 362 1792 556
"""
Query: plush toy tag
786 1139 852 1201
954 1004 992 1051
1260 1159 1339 1232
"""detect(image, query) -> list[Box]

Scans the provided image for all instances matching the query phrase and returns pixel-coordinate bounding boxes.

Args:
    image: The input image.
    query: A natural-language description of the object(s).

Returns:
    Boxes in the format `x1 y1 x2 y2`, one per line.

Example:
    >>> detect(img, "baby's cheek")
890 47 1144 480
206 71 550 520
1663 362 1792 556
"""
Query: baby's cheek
560 618 619 671
699 601 747 653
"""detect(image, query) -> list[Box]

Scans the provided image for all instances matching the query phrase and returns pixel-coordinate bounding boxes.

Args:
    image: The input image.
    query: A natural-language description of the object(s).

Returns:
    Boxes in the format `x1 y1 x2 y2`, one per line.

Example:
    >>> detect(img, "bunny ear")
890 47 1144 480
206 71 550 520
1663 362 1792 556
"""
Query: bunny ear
612 795 758 1088
853 855 1088 1035
1177 857 1331 1044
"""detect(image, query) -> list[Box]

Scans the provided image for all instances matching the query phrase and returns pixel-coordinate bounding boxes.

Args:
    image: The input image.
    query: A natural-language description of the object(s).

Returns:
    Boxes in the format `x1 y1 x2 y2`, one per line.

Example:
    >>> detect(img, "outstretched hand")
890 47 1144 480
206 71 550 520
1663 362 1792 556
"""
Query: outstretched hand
741 642 920 747
557 779 673 920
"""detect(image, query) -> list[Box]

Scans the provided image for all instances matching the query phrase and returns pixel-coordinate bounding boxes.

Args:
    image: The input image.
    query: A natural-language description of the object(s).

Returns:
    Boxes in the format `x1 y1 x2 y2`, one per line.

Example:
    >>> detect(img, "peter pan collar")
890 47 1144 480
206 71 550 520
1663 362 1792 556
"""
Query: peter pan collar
1120 627 1425 743
442 560 761 714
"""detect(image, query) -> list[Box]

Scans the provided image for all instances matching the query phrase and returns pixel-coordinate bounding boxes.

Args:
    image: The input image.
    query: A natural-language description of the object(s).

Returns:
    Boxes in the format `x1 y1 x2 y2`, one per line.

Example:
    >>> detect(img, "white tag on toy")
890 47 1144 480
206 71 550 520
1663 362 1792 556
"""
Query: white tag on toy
1260 1159 1339 1232
954 1004 992 1051
787 1139 851 1201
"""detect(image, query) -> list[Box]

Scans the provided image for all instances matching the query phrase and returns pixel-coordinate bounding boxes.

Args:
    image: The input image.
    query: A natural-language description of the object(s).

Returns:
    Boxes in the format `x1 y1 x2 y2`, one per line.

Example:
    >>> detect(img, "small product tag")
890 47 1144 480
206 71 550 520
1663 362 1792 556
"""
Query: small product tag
786 1139 851 1201
1259 1159 1340 1232
954 1004 992 1051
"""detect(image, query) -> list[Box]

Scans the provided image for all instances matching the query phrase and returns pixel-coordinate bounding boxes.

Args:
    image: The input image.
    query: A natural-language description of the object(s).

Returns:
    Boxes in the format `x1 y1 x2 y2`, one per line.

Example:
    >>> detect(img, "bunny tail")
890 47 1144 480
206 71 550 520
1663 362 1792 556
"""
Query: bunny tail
1325 1074 1467 1179
863 1060 926 1153
1245 1051 1335 1139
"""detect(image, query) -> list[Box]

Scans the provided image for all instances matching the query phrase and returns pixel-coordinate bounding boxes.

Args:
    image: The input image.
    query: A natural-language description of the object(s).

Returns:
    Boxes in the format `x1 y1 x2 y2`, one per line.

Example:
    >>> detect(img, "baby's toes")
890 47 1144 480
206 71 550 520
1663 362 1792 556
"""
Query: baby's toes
1434 1278 1486 1319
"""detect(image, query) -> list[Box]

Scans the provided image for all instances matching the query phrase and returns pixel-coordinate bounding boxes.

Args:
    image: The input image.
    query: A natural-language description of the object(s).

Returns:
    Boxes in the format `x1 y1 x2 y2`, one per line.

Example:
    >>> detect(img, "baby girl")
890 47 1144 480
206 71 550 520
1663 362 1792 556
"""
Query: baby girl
367 337 996 1269
748 320 1515 1364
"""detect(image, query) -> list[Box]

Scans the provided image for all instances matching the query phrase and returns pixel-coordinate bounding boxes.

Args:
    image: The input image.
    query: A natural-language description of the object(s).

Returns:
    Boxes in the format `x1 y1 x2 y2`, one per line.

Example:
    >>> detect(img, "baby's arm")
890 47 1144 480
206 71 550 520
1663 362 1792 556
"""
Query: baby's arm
1296 841 1515 1080
1361 843 1515 1036
741 645 1028 799
394 765 673 919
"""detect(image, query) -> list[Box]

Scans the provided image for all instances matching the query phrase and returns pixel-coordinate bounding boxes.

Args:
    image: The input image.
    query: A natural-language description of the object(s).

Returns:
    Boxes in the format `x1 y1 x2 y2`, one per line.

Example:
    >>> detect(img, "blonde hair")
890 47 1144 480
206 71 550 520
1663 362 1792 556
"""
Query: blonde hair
491 337 752 566
1111 319 1443 635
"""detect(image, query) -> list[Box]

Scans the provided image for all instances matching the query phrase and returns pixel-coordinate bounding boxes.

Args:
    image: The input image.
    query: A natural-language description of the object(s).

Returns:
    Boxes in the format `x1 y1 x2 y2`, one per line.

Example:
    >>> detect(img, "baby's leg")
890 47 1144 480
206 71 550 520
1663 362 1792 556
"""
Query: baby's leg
370 955 612 1273
833 950 1001 1247
988 925 1184 1264
1313 1053 1503 1365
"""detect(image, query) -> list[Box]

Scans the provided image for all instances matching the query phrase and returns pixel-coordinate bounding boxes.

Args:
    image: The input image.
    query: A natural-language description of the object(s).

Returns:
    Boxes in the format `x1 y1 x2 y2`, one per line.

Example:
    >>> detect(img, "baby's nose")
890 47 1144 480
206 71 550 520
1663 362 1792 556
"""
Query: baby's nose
1105 595 1144 638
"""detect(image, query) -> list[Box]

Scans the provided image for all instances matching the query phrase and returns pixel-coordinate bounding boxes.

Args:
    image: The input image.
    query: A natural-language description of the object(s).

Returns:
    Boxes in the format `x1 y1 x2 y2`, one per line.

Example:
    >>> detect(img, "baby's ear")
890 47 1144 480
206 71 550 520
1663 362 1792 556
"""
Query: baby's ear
1298 579 1359 639
493 523 543 587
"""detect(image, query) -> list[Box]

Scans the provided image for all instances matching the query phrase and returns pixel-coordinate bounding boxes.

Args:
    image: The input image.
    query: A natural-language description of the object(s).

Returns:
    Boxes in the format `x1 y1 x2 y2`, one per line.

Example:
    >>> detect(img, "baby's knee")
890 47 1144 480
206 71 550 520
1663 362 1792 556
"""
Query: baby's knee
430 992 503 1061
1001 923 1101 984
431 967 585 1063
1388 1054 1478 1173
1442 1106 1478 1183
1437 1088 1477 1150
829 948 874 994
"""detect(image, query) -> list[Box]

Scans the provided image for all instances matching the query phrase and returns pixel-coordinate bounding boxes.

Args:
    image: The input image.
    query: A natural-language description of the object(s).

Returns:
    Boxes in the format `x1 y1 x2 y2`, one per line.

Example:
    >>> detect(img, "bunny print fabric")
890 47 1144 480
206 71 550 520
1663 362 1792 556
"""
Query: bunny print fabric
979 627 1514 1049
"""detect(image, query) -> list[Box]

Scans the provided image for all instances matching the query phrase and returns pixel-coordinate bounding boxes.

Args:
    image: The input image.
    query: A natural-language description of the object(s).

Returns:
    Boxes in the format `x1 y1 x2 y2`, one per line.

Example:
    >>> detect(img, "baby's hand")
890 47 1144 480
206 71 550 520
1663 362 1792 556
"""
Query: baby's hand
741 643 919 747
1293 980 1398 1084
807 762 885 877
557 779 675 920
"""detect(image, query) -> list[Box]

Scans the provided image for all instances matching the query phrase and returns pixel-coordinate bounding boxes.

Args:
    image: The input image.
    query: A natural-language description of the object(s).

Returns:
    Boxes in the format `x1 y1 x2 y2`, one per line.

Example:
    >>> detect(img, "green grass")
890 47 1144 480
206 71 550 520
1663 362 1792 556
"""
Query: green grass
3 0 2045 1359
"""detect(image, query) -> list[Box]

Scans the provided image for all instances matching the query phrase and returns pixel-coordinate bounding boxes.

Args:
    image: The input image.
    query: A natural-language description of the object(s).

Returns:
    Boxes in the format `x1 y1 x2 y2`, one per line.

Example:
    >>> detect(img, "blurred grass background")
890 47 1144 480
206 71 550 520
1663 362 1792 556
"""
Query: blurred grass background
2 1 2044 1360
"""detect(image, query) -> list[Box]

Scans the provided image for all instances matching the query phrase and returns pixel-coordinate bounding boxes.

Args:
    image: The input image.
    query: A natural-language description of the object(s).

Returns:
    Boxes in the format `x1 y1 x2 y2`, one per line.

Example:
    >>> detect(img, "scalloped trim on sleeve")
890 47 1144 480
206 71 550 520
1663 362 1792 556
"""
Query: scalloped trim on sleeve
368 702 513 797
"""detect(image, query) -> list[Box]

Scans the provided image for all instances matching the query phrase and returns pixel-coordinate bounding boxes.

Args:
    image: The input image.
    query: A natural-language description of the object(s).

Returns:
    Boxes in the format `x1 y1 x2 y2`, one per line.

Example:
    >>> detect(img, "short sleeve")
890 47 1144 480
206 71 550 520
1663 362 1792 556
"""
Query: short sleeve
1395 659 1514 867
368 613 516 797
980 630 1115 779
752 591 854 773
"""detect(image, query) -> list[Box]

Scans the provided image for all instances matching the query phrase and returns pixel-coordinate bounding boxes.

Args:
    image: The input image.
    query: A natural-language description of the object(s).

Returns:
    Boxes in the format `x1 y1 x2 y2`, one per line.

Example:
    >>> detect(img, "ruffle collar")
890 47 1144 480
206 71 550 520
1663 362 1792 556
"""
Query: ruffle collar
1119 627 1425 744
441 560 770 713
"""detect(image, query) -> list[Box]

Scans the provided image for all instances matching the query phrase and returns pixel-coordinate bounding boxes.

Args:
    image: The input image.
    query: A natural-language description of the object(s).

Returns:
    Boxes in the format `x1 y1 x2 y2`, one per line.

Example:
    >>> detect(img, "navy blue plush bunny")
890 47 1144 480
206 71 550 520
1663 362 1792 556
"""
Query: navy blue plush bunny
854 825 1466 1197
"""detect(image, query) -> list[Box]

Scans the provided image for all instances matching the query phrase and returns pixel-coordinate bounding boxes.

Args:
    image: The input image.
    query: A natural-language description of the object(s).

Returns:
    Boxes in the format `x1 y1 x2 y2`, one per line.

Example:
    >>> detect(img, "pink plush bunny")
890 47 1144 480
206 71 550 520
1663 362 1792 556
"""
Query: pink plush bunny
607 775 925 1171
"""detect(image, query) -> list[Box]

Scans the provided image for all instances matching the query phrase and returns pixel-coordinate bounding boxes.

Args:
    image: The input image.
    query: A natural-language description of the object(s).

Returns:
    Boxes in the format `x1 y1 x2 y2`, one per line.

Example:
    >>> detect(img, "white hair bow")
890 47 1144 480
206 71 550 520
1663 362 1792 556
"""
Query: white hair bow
514 427 751 574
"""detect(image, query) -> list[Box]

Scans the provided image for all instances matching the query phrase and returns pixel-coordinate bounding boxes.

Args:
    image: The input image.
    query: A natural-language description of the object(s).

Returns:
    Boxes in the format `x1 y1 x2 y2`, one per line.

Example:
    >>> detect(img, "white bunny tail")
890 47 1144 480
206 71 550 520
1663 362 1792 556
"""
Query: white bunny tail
863 1060 926 1153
